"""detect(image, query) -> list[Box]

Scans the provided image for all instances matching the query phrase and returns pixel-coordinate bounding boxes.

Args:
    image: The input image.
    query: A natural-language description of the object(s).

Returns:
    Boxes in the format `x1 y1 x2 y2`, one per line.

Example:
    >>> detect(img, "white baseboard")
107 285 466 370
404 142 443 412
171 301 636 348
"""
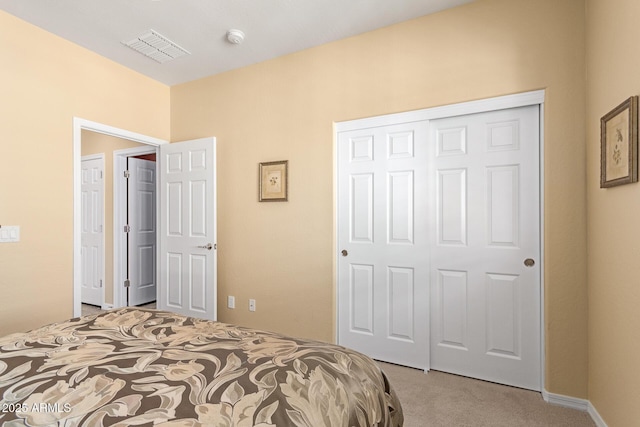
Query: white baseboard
588 402 608 427
542 390 608 427
542 389 589 411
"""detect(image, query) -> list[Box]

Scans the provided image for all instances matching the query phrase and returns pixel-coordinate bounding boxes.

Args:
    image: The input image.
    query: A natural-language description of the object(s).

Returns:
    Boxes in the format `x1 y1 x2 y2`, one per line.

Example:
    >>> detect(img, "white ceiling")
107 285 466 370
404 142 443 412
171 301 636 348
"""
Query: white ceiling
0 0 473 86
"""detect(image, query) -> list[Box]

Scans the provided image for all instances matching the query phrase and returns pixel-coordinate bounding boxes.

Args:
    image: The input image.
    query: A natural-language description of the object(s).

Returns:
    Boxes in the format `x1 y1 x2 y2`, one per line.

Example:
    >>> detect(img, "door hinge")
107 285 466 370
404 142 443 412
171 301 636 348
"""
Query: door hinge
99 279 103 288
124 224 131 233
124 279 130 288
124 170 130 179
214 243 217 250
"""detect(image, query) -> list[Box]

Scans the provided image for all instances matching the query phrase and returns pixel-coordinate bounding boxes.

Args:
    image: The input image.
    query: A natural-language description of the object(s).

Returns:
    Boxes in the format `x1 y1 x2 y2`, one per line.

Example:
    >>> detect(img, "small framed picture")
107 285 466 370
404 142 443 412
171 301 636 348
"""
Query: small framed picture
259 160 288 202
600 96 638 188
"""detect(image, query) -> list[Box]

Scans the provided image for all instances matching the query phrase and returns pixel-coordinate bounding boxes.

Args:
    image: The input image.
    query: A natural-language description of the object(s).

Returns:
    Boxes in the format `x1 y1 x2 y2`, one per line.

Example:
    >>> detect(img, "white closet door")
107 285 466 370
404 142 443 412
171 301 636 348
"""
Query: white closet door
337 120 430 370
429 105 541 390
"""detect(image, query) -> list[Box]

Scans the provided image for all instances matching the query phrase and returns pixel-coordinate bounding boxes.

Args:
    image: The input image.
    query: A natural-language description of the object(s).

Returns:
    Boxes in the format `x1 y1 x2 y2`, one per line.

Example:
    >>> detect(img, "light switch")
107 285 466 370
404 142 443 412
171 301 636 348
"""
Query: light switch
0 226 20 243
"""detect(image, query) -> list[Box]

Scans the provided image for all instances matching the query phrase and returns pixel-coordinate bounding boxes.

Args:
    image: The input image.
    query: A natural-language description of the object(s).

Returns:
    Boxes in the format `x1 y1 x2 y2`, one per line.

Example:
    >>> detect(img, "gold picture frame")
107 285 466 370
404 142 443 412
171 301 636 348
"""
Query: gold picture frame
259 160 288 202
601 96 638 188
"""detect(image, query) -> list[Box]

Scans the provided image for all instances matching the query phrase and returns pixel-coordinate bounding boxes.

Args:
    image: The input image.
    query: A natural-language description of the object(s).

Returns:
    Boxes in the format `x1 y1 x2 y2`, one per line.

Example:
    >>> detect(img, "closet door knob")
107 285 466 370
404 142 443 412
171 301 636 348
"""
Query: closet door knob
524 258 535 267
341 249 348 257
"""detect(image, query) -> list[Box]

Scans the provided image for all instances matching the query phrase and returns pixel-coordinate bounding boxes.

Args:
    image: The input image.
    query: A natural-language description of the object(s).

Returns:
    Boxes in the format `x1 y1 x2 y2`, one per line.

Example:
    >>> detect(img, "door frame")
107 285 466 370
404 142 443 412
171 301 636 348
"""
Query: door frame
334 90 545 382
73 118 167 317
80 153 106 307
113 145 158 309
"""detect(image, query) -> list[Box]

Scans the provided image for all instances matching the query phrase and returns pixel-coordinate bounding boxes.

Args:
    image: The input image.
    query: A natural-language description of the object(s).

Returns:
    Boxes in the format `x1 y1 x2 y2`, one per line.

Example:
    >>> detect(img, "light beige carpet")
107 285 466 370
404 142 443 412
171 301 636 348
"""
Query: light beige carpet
378 362 595 427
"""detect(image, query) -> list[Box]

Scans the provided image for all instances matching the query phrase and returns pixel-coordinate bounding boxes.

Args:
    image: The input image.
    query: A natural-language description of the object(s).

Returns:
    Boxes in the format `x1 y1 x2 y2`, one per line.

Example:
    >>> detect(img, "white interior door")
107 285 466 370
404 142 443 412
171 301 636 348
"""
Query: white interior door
158 138 217 320
81 156 104 306
429 105 541 390
337 120 429 370
128 158 157 306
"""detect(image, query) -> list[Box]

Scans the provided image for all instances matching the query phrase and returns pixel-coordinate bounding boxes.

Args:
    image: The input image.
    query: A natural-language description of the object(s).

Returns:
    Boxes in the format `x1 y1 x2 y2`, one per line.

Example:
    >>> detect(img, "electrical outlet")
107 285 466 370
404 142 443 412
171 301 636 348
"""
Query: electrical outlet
0 226 20 243
227 296 235 309
249 299 256 312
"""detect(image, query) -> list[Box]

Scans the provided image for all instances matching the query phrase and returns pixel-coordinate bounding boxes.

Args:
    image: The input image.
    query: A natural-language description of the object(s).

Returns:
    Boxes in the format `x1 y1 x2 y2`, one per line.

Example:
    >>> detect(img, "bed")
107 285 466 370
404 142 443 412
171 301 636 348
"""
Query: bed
0 308 403 426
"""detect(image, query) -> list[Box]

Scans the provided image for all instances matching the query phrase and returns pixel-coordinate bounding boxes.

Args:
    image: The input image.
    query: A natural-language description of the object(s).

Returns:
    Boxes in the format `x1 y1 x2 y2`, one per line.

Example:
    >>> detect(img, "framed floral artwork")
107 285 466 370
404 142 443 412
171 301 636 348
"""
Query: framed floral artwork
259 160 288 201
601 96 638 188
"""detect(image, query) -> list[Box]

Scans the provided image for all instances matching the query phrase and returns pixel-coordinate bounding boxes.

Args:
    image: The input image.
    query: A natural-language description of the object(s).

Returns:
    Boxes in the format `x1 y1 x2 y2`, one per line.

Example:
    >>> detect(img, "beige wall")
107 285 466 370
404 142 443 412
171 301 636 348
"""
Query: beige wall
586 0 640 424
0 11 170 335
171 0 588 397
81 132 151 306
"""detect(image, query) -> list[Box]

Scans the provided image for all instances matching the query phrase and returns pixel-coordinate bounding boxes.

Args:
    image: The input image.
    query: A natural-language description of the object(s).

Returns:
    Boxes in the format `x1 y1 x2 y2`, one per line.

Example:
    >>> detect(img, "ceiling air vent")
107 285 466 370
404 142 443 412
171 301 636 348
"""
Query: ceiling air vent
123 29 190 63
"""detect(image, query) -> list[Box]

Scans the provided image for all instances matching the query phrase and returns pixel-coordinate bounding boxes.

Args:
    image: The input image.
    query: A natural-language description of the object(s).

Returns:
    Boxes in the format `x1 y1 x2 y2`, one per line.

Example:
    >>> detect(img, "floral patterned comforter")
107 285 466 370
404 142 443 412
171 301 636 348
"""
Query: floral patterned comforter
0 308 403 426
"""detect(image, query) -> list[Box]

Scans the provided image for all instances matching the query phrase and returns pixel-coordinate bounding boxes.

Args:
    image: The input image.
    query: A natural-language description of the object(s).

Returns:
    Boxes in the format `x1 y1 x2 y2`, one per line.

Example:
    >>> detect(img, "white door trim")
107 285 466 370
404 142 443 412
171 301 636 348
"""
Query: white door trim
73 118 167 317
334 89 545 387
113 145 158 309
335 91 545 132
